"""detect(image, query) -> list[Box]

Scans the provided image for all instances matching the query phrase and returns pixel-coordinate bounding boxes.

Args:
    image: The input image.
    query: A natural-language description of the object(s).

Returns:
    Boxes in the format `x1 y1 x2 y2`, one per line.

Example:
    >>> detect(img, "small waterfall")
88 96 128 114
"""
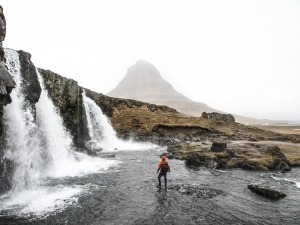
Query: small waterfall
83 92 118 151
35 68 76 176
83 92 157 152
3 49 44 192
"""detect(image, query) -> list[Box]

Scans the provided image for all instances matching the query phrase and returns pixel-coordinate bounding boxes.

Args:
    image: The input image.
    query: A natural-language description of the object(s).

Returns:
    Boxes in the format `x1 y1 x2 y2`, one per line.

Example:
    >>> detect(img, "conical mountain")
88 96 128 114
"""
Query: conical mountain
107 60 219 116
108 60 191 102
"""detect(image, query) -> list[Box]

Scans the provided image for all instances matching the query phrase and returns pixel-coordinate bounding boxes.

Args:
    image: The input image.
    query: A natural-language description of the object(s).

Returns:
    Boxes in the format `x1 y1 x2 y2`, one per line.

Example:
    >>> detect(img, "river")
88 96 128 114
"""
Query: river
0 147 299 225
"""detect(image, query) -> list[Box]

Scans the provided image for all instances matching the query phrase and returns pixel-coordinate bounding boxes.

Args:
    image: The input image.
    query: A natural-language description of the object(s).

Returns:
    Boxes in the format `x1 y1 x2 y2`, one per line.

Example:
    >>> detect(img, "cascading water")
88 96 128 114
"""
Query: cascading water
83 92 118 151
0 49 118 217
83 92 157 152
3 49 44 192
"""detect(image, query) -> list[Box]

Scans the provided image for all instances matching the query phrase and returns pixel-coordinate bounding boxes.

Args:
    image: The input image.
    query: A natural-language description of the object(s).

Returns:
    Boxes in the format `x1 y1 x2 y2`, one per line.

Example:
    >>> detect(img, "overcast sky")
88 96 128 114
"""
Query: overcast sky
1 0 300 121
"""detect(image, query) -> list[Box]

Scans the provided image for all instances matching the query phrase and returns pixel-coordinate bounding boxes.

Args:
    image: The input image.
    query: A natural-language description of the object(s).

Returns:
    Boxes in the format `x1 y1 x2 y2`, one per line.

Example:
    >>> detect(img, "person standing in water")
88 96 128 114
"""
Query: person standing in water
157 155 170 188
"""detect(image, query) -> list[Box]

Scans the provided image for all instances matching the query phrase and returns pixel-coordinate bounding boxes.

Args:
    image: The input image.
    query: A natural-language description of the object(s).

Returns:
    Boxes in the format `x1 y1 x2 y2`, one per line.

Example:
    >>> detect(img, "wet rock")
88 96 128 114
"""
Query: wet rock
18 51 41 105
85 140 103 153
0 5 6 61
0 63 15 93
39 68 90 148
248 184 286 200
211 142 227 152
237 161 261 171
0 5 15 195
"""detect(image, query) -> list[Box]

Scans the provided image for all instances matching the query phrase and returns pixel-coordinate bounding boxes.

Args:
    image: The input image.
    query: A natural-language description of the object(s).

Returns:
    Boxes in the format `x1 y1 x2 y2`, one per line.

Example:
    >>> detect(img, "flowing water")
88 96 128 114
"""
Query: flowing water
0 148 299 225
0 50 299 224
83 92 156 152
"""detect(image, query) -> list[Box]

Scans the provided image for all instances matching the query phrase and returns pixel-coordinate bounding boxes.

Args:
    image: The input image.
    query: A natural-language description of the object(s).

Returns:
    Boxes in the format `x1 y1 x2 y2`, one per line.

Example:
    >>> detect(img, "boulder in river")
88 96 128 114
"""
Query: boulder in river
247 184 286 200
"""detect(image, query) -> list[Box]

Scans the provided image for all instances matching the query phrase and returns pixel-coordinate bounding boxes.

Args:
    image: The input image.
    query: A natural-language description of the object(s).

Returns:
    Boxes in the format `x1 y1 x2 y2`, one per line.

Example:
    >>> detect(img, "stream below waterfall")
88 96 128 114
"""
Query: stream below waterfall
0 148 300 225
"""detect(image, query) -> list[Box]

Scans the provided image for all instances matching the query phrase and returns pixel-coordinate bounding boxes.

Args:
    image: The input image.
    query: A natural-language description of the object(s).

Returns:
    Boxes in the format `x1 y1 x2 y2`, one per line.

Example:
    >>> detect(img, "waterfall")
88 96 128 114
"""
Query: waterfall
3 49 44 192
3 49 118 190
0 49 118 217
35 67 76 177
83 92 118 151
83 92 157 152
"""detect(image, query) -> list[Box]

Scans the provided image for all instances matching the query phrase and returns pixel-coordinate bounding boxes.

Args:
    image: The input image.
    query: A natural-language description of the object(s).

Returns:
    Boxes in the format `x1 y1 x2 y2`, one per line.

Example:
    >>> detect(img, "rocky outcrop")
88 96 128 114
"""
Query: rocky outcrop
211 142 227 152
0 5 6 62
0 6 16 194
38 68 89 148
248 184 286 200
172 140 296 171
265 146 291 172
0 5 14 128
202 112 235 124
18 51 41 106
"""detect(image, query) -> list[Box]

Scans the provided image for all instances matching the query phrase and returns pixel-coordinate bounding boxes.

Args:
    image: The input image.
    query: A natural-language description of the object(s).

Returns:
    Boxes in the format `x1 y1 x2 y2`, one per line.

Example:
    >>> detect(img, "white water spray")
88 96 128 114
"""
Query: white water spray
83 92 157 152
0 50 118 217
35 69 76 176
3 49 43 192
83 92 118 151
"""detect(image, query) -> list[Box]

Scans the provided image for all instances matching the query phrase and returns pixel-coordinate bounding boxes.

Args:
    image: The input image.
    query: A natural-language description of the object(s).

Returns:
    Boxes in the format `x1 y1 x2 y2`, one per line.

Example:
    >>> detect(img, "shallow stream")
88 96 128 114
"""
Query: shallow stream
0 147 299 225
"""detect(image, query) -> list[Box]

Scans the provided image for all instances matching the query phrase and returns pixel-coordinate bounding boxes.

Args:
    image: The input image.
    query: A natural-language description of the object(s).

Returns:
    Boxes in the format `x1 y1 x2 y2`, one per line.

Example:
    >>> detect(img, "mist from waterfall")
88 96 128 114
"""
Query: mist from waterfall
83 92 157 152
3 49 43 192
0 49 118 217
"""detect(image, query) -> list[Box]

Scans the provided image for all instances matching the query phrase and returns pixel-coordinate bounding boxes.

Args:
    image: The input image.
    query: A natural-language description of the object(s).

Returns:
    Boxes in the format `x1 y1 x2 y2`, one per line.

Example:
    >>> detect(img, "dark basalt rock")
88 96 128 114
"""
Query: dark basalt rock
265 146 291 172
38 68 90 148
248 184 286 200
237 161 261 171
0 5 15 194
211 142 227 152
18 50 41 106
0 5 6 61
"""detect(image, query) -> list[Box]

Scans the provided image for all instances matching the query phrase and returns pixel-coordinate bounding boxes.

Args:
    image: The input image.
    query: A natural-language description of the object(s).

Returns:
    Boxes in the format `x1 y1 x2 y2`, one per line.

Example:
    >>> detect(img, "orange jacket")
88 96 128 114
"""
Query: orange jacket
157 156 170 173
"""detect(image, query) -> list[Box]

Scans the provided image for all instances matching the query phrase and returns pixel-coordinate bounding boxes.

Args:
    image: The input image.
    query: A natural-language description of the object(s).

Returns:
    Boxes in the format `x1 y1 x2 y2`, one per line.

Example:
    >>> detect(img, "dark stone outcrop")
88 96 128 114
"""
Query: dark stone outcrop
0 5 15 194
265 146 291 172
248 184 286 200
0 63 15 104
18 51 41 106
185 153 217 169
0 5 6 62
211 142 227 152
202 112 235 124
38 68 89 148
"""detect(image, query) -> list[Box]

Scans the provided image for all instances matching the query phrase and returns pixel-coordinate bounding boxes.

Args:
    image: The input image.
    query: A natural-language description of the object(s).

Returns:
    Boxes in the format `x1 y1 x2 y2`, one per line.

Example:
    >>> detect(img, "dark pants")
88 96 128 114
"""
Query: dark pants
158 172 167 186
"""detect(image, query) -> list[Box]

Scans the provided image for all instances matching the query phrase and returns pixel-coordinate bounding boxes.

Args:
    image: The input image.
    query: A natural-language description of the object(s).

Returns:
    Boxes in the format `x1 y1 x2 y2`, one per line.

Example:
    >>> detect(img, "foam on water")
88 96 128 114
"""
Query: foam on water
83 92 158 152
1 50 120 217
271 175 300 189
45 152 119 178
0 186 82 218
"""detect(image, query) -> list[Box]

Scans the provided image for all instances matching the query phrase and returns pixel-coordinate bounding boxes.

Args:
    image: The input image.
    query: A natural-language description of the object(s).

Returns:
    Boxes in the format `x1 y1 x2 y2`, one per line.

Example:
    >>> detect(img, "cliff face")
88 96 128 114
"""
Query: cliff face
38 68 89 148
0 6 16 194
0 6 15 137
